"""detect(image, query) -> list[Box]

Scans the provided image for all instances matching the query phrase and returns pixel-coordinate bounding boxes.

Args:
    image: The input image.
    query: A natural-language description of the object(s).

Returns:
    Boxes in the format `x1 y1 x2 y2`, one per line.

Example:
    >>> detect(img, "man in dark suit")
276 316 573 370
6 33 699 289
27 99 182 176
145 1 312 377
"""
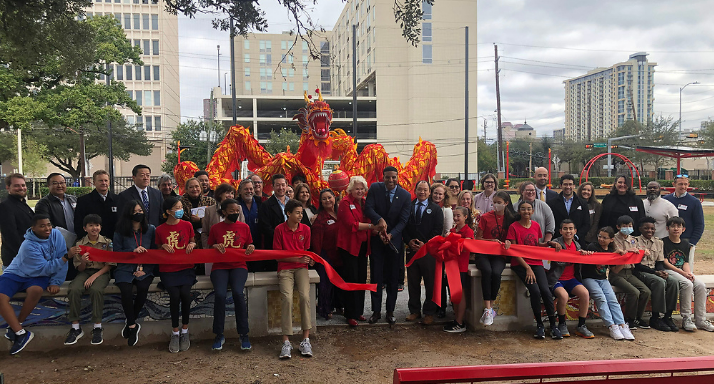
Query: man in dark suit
73 170 119 239
364 166 411 325
116 164 163 227
0 173 34 267
257 173 289 272
547 174 590 246
403 181 443 325
535 167 558 202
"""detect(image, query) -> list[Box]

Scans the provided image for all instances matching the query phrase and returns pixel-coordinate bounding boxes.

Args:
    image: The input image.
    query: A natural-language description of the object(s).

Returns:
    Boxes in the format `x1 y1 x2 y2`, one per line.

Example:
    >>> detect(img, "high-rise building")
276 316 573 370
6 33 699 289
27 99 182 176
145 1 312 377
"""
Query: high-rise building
564 52 655 142
213 0 478 177
86 0 180 177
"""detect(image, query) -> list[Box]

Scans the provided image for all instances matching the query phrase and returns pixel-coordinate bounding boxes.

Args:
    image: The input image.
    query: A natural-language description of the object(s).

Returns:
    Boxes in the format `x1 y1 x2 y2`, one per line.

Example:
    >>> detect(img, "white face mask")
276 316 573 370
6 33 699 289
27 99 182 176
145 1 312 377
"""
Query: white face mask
493 203 505 212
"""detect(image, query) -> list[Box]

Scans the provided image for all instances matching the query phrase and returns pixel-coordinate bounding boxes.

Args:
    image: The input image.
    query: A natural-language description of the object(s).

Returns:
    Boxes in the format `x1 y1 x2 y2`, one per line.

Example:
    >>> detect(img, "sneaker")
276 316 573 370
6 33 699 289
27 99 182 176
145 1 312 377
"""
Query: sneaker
443 321 466 333
279 341 292 359
179 331 190 351
575 324 594 339
483 308 494 326
121 321 129 339
620 324 635 340
128 324 141 346
609 324 624 340
479 308 489 324
64 327 84 345
5 328 15 343
91 327 103 345
663 317 679 332
10 330 34 355
696 319 714 332
490 308 497 319
683 316 697 332
534 324 545 339
558 323 570 337
650 317 670 332
551 326 563 340
212 334 225 351
299 338 313 357
240 334 252 351
169 334 180 353
634 318 650 329
626 319 638 330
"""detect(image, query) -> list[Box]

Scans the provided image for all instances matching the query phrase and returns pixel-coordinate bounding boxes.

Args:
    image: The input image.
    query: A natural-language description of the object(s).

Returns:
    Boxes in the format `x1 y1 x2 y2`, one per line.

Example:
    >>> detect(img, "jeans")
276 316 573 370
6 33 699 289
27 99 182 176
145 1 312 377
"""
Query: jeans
116 276 154 326
475 254 506 301
165 284 192 328
583 278 624 327
511 264 554 325
210 267 249 336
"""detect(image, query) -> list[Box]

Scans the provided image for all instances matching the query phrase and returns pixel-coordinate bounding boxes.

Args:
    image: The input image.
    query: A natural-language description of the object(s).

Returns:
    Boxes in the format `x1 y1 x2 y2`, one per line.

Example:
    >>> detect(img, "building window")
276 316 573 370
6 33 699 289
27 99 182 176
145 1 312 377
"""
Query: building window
422 1 432 19
126 90 132 99
422 44 432 64
135 91 142 106
422 22 432 42
153 90 160 106
260 54 265 65
142 14 149 30
245 81 251 91
303 82 309 91
154 116 161 131
289 68 295 77
116 65 123 80
281 41 287 50
282 82 288 91
126 115 135 126
289 82 294 91
244 53 250 63
133 14 140 30
153 65 160 80
135 65 142 80
151 14 158 30
302 55 309 64
144 65 151 80
144 90 153 106
244 40 249 50
244 67 250 77
124 14 131 29
302 41 308 53
125 65 132 80
145 115 152 131
281 68 287 78
303 68 309 78
143 40 150 55
152 40 159 55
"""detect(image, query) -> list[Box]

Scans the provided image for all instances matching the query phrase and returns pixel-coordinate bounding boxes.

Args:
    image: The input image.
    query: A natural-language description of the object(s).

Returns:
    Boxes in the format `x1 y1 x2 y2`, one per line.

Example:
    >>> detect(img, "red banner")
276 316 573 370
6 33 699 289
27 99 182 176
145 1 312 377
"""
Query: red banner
80 246 377 292
406 236 644 307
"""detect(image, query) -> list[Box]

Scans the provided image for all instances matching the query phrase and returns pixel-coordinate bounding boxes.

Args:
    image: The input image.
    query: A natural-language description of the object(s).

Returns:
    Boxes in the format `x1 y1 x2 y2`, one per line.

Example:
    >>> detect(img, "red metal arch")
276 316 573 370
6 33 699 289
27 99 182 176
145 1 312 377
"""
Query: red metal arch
579 153 642 192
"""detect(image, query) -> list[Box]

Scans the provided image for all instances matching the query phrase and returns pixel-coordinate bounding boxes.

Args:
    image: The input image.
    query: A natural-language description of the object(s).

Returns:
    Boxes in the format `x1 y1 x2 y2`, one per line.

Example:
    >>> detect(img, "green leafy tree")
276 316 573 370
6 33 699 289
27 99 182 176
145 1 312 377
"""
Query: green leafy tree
477 139 497 173
700 120 714 148
163 120 226 174
265 128 301 157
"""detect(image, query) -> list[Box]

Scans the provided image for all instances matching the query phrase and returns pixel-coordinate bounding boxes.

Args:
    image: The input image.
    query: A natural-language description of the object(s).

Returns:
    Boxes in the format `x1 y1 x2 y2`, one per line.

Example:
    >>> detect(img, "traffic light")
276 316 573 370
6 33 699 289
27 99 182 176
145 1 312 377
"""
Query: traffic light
611 145 618 149
585 144 593 149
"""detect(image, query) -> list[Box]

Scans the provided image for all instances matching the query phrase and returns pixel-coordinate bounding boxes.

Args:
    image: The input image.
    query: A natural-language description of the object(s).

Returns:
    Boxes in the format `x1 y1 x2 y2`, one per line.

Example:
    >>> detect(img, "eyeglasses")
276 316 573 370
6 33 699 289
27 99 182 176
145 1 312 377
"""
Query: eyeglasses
448 185 460 189
524 189 536 193
483 181 495 185
676 174 689 179
51 181 66 186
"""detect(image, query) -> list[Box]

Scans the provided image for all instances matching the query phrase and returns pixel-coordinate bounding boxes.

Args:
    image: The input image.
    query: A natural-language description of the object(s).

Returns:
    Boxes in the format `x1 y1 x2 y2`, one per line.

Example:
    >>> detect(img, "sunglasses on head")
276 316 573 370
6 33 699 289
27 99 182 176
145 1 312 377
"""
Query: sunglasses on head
676 174 689 179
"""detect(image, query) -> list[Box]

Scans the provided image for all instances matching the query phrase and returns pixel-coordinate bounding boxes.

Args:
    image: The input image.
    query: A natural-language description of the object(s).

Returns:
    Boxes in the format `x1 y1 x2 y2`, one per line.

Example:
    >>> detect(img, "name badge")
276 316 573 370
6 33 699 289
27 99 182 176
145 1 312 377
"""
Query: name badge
576 206 582 210
71 202 77 209
629 206 638 212
350 204 356 210
111 206 117 212
589 209 595 214
426 208 432 214
327 219 335 225
678 204 688 211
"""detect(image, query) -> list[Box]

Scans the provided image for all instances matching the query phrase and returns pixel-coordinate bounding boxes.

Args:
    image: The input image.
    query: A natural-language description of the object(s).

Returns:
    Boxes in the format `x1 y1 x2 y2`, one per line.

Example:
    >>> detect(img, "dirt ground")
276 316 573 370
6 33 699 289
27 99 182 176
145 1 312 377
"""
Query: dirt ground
2 323 714 384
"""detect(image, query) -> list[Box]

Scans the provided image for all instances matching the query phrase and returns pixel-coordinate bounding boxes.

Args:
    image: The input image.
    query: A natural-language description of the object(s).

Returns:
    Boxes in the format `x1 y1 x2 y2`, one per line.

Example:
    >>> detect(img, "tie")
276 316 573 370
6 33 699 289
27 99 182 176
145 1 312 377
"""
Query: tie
416 202 424 223
540 190 545 201
141 190 150 213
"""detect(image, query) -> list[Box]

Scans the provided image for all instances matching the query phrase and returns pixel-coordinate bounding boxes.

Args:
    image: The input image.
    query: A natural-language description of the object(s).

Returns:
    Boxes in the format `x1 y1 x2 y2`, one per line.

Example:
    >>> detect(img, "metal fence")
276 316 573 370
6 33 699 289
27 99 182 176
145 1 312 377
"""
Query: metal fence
6 176 163 199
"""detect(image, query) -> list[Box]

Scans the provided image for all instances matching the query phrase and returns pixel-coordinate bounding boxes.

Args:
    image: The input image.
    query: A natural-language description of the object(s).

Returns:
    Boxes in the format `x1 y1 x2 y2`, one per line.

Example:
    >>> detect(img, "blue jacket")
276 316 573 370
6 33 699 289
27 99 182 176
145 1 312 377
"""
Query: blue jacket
364 182 411 249
3 228 68 286
662 192 704 245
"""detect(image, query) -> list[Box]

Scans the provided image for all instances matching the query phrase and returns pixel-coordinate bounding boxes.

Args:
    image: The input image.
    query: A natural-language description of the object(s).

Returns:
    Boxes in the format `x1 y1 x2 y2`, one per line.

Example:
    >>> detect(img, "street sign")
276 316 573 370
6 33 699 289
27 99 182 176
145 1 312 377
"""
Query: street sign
603 165 614 169
593 143 607 148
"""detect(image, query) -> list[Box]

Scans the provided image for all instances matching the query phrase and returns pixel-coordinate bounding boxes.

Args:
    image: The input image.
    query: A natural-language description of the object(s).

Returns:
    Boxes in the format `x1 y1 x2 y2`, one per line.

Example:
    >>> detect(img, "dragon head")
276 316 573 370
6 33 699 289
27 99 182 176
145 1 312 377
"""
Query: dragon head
294 88 333 141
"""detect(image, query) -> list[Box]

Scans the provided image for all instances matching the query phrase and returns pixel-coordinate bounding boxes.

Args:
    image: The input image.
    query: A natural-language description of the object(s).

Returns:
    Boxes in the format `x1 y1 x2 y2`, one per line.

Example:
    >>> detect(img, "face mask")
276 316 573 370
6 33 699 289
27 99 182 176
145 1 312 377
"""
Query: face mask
173 209 184 219
493 203 505 212
132 213 145 222
226 213 240 222
620 227 634 236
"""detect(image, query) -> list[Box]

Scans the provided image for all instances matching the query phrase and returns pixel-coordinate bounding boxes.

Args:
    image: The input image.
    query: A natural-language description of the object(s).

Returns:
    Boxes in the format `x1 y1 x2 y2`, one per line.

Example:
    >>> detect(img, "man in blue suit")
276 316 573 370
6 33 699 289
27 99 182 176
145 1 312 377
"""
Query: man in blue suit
116 164 164 227
365 166 411 325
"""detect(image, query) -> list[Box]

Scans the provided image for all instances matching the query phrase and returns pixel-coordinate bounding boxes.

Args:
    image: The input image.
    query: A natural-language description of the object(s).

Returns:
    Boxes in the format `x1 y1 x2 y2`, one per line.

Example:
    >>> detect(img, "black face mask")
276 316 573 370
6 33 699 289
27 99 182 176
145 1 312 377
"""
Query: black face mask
226 213 240 222
132 213 145 223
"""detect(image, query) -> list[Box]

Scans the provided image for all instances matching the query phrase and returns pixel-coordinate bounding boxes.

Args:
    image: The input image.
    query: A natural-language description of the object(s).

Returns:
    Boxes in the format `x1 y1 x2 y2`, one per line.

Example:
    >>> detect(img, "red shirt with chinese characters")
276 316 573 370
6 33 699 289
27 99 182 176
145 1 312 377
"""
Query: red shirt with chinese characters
155 220 195 273
207 221 253 270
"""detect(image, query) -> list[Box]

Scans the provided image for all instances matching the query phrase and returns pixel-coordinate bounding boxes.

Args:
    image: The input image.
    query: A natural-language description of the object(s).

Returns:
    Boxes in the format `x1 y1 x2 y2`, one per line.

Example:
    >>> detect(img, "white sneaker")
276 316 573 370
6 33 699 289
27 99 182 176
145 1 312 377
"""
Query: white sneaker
696 319 714 332
279 341 292 359
683 316 697 332
484 308 494 326
479 308 488 324
299 338 313 357
619 324 635 340
609 324 624 340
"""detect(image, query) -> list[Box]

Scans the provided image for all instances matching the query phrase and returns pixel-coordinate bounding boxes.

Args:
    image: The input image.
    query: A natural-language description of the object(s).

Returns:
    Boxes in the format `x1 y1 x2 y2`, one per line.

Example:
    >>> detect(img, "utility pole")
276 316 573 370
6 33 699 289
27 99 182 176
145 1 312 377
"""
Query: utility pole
494 44 503 174
352 24 358 144
230 18 237 125
529 142 533 177
16 127 22 174
217 45 221 88
483 119 487 139
464 26 469 186
79 130 87 184
106 62 114 192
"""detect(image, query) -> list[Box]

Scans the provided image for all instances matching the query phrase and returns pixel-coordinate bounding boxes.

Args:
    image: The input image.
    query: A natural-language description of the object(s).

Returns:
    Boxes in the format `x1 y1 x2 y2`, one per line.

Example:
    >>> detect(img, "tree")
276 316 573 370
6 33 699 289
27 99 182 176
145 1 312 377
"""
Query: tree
477 139 497 174
701 120 714 148
163 120 227 174
265 128 301 156
610 116 678 171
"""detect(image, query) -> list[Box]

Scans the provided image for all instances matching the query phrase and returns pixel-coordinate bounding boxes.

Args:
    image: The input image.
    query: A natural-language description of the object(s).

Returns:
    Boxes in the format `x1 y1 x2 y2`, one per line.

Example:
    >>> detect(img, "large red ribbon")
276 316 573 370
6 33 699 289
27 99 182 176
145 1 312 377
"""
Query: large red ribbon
80 246 377 292
406 236 644 307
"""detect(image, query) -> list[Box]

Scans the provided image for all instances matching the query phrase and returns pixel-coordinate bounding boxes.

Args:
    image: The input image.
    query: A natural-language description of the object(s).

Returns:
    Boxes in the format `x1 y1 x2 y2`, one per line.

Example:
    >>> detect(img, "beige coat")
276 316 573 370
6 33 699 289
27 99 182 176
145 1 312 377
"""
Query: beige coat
201 204 246 249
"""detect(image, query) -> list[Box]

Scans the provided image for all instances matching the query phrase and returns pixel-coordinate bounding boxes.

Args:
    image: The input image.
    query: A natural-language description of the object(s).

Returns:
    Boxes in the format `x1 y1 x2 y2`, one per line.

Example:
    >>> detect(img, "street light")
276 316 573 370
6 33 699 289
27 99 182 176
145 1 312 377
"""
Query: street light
679 81 699 143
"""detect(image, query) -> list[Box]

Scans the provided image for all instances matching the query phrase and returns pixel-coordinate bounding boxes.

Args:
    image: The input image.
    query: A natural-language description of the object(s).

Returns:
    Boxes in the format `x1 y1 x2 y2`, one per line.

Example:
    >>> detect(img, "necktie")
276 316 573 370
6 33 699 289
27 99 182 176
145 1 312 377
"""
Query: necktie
141 190 150 213
416 202 424 223
540 190 545 201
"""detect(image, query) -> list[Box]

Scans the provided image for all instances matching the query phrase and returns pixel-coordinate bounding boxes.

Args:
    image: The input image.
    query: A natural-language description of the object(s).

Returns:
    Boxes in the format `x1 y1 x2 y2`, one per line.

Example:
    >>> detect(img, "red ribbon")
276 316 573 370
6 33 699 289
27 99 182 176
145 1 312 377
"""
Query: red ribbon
80 246 377 292
406 236 644 307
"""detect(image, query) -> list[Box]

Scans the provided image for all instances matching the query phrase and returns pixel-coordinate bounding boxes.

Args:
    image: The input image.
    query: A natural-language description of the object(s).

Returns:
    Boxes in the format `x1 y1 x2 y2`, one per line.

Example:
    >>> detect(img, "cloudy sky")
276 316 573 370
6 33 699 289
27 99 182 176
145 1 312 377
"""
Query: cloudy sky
179 0 714 138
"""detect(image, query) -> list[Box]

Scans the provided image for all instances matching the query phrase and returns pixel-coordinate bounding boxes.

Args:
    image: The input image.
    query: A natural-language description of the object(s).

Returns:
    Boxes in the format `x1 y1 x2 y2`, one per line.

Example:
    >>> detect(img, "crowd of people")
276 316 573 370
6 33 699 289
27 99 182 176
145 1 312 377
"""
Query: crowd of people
0 164 709 357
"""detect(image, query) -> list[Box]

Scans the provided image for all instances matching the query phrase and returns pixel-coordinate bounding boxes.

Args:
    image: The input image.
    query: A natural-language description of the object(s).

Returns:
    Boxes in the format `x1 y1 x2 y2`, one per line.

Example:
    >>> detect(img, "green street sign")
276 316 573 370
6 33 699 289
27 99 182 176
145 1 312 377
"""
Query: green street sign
593 143 607 148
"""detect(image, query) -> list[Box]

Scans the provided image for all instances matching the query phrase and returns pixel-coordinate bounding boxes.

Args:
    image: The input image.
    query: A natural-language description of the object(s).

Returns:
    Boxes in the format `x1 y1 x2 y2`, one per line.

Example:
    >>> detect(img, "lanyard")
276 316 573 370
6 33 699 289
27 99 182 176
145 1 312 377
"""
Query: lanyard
133 231 143 272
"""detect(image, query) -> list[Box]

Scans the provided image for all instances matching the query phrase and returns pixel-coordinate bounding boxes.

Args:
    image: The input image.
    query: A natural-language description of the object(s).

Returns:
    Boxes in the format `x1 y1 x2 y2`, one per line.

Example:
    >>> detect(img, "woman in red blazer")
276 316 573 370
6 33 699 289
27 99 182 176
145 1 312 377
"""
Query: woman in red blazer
337 176 374 327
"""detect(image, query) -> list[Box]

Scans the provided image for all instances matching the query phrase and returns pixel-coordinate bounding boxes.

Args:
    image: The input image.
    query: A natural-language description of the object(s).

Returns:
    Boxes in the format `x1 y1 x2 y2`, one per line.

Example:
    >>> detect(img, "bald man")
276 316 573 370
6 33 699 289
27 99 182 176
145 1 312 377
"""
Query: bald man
534 167 558 202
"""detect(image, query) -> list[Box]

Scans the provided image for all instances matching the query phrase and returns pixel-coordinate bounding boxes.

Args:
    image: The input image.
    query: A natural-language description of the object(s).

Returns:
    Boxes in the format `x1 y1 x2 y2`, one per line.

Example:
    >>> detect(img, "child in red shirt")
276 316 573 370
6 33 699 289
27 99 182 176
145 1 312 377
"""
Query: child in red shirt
274 199 314 360
155 197 196 353
207 198 255 351
443 206 474 333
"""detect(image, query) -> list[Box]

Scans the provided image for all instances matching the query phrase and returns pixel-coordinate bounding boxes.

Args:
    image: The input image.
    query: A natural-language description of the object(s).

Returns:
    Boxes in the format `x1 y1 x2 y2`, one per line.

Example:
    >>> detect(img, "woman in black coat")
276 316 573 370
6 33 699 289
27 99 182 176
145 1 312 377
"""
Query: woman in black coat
598 175 645 235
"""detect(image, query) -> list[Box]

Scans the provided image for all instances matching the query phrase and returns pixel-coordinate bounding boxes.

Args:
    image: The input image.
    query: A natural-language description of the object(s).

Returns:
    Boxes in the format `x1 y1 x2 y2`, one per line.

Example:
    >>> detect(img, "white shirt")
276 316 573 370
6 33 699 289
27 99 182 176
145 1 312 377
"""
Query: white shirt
643 197 679 238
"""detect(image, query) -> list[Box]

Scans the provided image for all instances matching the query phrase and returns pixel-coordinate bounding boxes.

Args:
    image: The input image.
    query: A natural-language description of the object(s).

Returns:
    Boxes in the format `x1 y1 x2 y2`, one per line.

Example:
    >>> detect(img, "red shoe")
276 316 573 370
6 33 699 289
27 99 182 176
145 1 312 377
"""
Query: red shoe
348 319 358 327
357 315 367 321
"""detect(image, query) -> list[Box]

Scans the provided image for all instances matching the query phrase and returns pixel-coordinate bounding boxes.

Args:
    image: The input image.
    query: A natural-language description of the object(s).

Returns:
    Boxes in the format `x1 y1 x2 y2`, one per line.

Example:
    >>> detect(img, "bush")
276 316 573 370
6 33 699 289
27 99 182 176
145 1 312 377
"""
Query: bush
39 187 94 198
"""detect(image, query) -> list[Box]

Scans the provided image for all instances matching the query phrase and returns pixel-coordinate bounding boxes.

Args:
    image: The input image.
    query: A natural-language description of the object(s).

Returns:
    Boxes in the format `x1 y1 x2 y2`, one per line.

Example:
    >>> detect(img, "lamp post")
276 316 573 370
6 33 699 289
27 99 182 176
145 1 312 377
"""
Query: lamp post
679 81 699 143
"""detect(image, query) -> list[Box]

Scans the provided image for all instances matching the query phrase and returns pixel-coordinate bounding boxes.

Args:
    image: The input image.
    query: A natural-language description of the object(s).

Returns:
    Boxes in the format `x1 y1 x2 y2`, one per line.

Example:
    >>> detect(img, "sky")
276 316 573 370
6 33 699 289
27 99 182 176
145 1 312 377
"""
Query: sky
178 0 714 139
